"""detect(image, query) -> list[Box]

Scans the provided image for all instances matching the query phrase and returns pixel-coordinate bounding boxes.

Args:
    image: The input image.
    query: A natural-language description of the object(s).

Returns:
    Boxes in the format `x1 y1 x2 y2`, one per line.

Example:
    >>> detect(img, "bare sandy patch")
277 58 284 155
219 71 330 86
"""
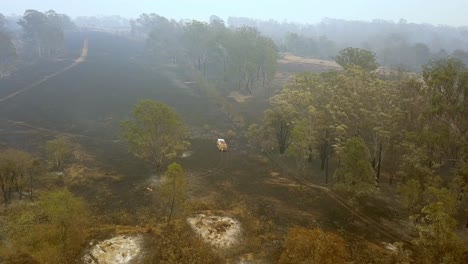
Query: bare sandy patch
228 91 253 103
279 54 342 69
270 171 280 177
182 151 194 158
83 235 142 264
187 214 241 248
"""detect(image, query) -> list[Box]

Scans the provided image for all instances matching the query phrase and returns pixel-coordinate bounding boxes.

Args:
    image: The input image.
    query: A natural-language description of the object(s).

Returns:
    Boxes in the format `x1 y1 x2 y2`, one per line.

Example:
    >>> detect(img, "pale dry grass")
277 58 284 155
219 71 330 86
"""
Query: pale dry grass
82 235 142 264
187 214 242 248
229 91 253 103
278 54 342 69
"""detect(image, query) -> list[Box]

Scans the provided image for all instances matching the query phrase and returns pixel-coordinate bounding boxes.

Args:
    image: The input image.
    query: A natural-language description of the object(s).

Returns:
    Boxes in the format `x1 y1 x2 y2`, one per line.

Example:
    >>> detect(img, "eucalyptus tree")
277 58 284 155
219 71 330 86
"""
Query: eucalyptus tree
121 100 190 170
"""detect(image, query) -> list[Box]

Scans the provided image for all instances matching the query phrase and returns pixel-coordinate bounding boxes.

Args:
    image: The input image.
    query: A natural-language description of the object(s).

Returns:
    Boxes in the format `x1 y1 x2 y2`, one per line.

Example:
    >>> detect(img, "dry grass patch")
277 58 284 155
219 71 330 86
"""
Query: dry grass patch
187 214 242 249
279 55 342 69
229 91 253 103
83 235 142 264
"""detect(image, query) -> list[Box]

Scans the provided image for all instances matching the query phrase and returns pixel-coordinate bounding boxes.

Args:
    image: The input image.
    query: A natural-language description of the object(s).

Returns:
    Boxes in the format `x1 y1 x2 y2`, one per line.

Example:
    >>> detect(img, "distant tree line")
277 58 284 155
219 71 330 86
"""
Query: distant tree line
17 9 75 58
0 13 17 77
0 10 75 77
228 17 468 71
131 13 279 94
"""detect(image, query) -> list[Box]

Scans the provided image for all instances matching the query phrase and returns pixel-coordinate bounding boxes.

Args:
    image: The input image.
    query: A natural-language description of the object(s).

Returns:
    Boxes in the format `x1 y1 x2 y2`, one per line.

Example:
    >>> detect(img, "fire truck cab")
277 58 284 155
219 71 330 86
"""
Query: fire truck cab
217 139 228 152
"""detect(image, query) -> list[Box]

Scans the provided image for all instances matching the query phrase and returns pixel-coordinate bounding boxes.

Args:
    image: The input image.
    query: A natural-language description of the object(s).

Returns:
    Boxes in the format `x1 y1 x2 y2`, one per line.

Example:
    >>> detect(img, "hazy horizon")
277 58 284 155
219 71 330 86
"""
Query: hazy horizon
2 0 468 27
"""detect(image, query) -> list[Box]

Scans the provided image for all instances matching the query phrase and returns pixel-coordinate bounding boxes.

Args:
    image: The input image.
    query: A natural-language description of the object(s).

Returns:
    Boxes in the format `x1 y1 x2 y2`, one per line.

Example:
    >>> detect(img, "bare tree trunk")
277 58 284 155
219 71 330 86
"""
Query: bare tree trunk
1 182 7 205
276 120 291 155
168 193 175 225
308 146 313 162
30 173 33 201
262 70 266 87
245 76 250 91
203 60 206 76
376 142 382 183
257 65 261 80
250 77 254 94
320 143 326 170
325 142 330 184
18 177 22 200
223 57 227 81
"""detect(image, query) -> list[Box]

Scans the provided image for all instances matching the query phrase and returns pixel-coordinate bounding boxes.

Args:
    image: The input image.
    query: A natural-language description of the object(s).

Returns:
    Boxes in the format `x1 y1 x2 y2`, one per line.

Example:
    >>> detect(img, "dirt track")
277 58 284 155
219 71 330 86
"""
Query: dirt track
0 38 88 103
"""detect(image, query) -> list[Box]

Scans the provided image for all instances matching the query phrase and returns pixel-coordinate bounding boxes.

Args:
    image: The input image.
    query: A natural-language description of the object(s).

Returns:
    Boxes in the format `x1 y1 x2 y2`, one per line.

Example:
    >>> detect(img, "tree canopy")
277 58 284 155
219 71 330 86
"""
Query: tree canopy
121 100 190 170
159 162 188 223
334 136 377 199
0 149 36 205
137 13 278 94
17 9 74 58
6 189 90 263
44 136 73 172
334 47 379 71
0 13 16 77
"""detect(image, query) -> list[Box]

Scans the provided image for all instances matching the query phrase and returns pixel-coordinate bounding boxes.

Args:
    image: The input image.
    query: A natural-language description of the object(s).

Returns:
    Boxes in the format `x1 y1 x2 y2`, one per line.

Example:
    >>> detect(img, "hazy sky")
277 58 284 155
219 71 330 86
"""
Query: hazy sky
2 0 468 26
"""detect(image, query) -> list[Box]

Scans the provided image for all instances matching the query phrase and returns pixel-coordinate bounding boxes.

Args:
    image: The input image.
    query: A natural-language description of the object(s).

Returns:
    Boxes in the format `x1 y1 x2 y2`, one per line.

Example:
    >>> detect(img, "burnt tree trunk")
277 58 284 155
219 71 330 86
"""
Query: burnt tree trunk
1 182 7 205
308 146 313 162
262 70 266 87
376 142 382 183
276 120 291 155
168 193 175 225
325 142 330 184
320 143 326 170
30 173 34 201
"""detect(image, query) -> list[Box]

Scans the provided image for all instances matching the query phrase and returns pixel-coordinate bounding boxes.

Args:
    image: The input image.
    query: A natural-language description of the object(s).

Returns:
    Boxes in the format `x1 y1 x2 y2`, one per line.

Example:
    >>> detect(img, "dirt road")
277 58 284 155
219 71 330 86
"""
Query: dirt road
0 38 88 103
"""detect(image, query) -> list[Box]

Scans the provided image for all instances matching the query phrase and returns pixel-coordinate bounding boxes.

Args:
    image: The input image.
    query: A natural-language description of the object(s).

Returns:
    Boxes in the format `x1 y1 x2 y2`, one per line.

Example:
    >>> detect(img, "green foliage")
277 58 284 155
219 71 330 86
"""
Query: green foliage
0 31 16 77
398 179 425 215
121 100 189 170
278 227 349 264
263 108 294 154
257 53 466 263
452 50 468 65
0 149 36 205
283 33 337 59
454 158 468 199
142 14 278 93
226 129 236 139
18 10 74 57
245 123 275 151
0 13 16 77
260 68 398 184
44 136 73 171
422 58 467 156
159 163 188 223
335 47 379 71
334 137 377 199
378 41 431 71
6 189 90 263
411 190 464 264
